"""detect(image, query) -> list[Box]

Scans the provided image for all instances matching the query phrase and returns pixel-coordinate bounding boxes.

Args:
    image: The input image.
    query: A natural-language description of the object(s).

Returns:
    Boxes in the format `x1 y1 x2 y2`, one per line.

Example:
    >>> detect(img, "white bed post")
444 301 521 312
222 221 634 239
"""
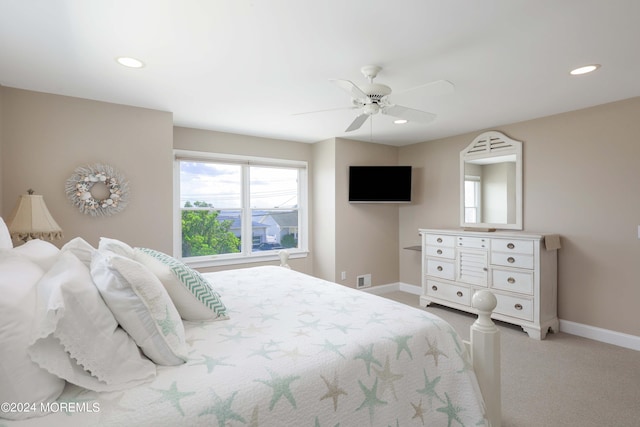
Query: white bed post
471 290 501 427
278 250 291 269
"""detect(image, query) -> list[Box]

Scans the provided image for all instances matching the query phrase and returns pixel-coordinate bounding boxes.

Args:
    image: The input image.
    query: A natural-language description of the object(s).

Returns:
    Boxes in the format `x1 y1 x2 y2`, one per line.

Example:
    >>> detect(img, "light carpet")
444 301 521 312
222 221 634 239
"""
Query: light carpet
382 291 640 427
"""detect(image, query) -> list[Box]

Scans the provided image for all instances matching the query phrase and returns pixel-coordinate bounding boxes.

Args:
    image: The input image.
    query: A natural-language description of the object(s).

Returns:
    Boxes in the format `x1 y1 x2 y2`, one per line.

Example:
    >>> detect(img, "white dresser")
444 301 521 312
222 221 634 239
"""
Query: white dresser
419 228 559 339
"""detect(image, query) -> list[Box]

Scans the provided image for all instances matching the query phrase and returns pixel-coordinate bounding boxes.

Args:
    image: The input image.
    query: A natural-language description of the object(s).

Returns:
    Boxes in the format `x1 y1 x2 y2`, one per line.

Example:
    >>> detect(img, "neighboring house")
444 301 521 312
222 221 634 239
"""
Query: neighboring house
218 214 268 246
255 211 298 245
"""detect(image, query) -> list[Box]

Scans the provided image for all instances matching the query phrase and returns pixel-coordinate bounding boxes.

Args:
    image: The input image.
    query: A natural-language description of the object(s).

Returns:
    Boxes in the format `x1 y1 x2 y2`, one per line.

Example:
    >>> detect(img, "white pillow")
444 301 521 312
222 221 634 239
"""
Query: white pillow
61 236 95 267
91 251 188 366
0 217 12 249
98 237 135 258
28 251 156 391
135 247 229 321
11 239 60 270
0 255 65 420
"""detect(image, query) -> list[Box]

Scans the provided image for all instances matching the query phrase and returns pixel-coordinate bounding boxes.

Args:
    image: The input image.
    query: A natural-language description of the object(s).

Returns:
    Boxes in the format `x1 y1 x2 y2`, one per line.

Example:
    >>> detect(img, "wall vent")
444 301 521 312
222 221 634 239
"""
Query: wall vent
356 274 372 289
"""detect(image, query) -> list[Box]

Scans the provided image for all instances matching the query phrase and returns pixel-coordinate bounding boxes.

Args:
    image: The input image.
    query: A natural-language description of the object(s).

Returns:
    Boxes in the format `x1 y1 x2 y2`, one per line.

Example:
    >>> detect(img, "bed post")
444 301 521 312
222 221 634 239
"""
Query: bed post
278 250 291 269
471 290 501 427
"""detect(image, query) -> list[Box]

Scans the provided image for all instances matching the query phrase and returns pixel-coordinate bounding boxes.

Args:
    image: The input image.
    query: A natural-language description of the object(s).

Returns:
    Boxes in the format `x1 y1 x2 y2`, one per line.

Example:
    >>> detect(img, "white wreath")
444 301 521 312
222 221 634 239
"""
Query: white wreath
65 163 129 216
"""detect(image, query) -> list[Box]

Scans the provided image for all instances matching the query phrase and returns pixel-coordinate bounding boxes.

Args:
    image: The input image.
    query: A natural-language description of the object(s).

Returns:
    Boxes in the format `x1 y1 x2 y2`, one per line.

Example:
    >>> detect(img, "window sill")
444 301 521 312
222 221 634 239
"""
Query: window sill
182 250 309 269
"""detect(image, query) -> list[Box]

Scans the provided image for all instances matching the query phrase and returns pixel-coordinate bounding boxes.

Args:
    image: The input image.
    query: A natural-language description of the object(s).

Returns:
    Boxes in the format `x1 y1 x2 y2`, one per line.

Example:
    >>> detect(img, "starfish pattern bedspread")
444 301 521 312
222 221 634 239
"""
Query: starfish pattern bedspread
5 266 487 427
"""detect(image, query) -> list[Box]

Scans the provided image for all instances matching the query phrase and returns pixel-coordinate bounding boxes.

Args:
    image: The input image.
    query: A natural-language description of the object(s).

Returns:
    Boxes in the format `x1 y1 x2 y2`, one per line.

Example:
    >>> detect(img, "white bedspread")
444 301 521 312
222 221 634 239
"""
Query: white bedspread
5 266 487 426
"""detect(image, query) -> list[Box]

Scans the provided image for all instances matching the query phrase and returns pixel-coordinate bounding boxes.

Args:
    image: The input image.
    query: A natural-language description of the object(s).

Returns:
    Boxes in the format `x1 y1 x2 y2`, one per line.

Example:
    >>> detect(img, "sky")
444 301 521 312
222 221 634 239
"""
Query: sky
179 161 298 209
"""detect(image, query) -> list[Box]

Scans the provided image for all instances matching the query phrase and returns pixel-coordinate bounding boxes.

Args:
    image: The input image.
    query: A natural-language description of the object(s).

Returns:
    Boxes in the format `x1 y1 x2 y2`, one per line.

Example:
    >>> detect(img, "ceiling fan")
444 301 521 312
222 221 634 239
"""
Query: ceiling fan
295 65 454 132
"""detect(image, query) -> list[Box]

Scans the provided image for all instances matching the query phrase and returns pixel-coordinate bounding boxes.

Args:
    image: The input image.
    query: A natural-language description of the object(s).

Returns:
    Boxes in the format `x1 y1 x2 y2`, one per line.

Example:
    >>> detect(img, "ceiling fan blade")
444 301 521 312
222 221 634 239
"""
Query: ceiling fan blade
395 79 455 97
330 79 368 100
345 113 369 132
292 106 358 116
382 105 436 123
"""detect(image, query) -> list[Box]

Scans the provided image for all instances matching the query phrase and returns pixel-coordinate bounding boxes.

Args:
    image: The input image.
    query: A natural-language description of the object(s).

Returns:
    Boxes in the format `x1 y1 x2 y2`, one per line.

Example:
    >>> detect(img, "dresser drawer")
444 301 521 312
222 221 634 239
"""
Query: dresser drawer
426 281 471 306
425 234 455 248
491 252 534 269
491 238 534 255
456 236 489 249
493 293 533 321
426 259 455 280
492 269 533 294
424 246 455 259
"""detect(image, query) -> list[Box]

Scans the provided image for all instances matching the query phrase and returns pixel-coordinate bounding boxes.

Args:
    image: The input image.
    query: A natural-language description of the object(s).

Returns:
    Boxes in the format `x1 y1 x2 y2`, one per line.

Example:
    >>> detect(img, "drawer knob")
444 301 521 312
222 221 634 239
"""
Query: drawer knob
432 285 438 291
507 257 515 263
437 266 443 271
507 243 515 249
507 277 516 284
456 291 464 297
514 303 523 310
437 249 442 255
437 238 443 243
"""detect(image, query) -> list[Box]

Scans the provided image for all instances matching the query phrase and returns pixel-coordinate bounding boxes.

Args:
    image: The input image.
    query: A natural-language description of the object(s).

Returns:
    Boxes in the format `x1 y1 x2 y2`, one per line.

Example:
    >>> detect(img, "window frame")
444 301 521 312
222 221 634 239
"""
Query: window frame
174 150 309 268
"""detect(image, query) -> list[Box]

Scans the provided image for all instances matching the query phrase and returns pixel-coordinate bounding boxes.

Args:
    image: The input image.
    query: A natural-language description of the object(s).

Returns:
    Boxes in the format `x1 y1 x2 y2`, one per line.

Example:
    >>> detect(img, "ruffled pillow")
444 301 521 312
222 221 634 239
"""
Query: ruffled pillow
28 251 156 391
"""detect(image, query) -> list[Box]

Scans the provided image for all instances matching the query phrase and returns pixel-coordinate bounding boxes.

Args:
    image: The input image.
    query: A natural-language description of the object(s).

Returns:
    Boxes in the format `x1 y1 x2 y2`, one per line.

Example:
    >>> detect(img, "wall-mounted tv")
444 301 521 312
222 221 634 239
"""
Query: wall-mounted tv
348 166 412 203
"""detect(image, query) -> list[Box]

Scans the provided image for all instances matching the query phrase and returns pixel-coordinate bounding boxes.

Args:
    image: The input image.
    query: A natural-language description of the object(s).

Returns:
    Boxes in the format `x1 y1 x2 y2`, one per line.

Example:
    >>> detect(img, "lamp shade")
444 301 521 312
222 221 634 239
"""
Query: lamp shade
7 193 63 241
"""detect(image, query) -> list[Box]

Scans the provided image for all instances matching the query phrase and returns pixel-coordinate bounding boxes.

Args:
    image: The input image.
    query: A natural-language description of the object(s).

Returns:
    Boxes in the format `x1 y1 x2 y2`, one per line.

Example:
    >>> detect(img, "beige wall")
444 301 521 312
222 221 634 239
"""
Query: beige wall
334 138 400 287
310 137 401 287
1 88 174 252
174 126 313 163
311 138 337 281
173 126 314 274
400 97 640 337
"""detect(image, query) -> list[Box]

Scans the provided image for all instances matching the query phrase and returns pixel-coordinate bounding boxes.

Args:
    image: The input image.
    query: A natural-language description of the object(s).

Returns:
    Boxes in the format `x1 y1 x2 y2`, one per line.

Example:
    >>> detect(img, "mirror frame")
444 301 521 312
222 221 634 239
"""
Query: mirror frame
460 131 523 230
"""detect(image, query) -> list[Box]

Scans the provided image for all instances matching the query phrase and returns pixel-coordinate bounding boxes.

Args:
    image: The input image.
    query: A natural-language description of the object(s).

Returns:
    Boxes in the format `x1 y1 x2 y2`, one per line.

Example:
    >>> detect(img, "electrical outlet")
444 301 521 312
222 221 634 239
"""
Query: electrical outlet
341 271 346 280
356 274 371 289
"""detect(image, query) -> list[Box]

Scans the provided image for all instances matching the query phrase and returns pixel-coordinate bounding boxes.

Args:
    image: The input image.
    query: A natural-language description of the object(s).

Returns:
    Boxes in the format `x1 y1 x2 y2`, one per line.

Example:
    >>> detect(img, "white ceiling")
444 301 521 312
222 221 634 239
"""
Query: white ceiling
1 1 639 146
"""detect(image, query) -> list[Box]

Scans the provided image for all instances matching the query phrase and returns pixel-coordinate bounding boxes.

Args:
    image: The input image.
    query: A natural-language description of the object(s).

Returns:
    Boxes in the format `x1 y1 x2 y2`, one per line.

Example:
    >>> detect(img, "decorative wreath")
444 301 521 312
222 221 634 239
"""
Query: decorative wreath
65 163 130 217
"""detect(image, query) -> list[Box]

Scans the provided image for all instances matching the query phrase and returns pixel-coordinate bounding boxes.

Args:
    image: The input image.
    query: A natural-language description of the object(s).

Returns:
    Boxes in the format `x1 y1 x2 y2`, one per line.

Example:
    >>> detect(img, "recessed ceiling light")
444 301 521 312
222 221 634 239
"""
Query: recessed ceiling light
116 57 145 68
394 119 408 124
570 64 600 75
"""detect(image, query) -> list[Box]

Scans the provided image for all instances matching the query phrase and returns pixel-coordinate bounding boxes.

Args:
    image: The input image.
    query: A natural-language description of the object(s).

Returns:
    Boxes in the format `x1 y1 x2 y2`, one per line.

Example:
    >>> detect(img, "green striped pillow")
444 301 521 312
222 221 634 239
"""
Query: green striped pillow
134 248 228 321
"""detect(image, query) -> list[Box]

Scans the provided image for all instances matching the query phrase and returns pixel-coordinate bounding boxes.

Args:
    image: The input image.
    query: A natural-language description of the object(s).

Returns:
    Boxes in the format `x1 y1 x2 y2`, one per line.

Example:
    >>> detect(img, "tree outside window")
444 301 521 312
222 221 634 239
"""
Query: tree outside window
176 153 307 263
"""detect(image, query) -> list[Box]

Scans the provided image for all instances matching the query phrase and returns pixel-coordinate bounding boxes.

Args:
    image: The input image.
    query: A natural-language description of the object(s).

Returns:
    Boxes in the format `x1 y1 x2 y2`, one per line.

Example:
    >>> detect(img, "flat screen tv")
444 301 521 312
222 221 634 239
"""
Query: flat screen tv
348 166 412 203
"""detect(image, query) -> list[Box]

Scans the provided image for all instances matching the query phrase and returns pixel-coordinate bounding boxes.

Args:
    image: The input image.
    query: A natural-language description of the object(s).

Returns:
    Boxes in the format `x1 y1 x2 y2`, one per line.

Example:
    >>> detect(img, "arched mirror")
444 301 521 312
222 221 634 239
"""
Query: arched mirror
460 131 522 230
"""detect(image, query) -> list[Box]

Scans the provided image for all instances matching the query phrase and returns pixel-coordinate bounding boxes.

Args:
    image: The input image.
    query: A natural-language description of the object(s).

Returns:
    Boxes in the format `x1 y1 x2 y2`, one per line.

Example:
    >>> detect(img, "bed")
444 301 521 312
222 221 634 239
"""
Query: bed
0 222 500 426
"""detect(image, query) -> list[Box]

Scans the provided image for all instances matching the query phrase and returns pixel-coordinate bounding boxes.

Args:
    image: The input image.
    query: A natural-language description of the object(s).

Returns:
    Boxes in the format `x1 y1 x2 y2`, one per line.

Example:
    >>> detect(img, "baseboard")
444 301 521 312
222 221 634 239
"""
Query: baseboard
362 282 421 296
361 283 400 295
559 320 640 352
365 283 640 352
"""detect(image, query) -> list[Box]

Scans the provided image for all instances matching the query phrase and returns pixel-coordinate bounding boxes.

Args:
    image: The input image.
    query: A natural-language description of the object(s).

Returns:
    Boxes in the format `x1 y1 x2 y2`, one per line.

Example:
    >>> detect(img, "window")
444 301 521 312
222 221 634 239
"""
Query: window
175 151 308 266
464 175 481 223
